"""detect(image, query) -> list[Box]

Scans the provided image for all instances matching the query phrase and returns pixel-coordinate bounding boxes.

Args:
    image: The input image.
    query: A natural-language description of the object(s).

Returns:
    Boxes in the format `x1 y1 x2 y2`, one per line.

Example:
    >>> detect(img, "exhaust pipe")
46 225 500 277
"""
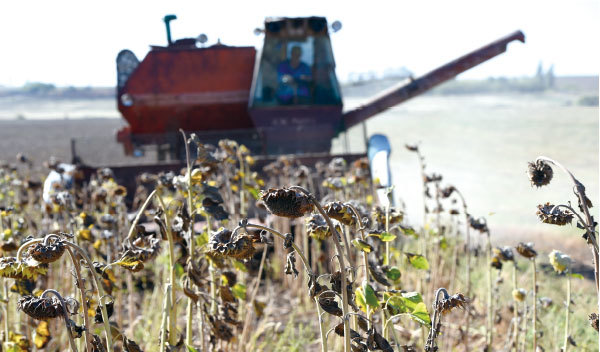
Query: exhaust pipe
163 14 177 46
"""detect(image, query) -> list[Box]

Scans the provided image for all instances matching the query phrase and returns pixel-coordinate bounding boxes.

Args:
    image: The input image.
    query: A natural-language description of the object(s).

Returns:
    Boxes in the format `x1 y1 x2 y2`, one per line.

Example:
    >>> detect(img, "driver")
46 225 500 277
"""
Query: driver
276 45 312 104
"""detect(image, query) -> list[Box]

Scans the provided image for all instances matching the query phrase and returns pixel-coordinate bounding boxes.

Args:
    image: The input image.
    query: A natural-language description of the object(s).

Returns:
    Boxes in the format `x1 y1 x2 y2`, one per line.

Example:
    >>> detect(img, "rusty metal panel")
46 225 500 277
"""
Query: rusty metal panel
118 45 256 135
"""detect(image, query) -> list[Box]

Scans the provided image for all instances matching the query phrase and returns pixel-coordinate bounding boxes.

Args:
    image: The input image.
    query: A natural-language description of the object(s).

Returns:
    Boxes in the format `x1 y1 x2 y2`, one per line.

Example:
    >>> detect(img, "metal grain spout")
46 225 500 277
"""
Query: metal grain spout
342 30 525 129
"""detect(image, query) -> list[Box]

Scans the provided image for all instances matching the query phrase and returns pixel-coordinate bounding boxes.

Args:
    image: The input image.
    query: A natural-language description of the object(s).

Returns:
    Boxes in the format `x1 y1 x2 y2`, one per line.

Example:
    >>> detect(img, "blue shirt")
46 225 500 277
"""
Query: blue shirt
276 60 311 103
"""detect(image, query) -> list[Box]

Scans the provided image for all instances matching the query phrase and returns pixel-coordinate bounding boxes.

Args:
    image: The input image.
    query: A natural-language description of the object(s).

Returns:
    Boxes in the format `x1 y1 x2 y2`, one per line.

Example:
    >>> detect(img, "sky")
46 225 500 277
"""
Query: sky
0 0 598 87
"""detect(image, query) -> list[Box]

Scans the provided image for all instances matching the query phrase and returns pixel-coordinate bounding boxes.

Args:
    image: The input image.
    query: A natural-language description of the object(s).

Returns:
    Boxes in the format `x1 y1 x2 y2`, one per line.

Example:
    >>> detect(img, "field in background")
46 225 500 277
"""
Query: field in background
0 77 597 260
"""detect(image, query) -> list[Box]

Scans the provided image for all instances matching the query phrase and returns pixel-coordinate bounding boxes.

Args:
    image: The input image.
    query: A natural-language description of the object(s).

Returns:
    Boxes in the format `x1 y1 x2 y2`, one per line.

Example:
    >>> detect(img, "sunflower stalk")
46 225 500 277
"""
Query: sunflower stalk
41 289 78 352
65 247 93 352
532 257 537 350
2 278 8 344
159 284 172 352
289 185 352 352
486 229 493 349
180 130 196 347
345 203 372 331
512 262 519 351
454 188 471 351
564 263 571 351
156 193 178 346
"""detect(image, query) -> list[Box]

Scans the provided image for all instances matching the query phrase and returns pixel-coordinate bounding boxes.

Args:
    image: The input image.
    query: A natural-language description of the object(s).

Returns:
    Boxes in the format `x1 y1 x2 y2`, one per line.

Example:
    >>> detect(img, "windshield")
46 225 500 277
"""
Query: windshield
252 35 342 107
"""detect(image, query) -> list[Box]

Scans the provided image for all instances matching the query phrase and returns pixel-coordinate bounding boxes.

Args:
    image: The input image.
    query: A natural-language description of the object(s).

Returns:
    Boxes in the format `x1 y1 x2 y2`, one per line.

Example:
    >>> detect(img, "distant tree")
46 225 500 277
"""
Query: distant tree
22 82 56 95
546 64 555 88
535 61 546 90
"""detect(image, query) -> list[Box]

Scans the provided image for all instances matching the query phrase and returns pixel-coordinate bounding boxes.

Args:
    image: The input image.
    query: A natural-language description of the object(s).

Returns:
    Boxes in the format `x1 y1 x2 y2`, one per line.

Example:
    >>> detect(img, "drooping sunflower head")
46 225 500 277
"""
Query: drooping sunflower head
27 240 66 264
516 242 537 259
260 188 313 218
492 246 515 262
17 295 63 320
436 293 468 315
590 313 599 332
324 201 357 227
527 160 553 188
537 203 573 226
512 288 527 302
0 256 48 280
208 228 256 260
306 214 338 240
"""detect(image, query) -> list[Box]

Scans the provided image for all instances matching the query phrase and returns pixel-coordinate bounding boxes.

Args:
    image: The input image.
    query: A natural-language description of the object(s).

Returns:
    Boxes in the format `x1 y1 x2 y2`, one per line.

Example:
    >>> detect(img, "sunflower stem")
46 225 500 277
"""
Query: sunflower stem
454 188 471 352
564 265 571 351
159 284 172 352
156 192 178 345
41 289 78 352
289 185 351 352
180 129 196 347
532 258 537 351
3 279 8 344
65 247 93 352
486 229 493 349
512 262 519 352
125 189 157 243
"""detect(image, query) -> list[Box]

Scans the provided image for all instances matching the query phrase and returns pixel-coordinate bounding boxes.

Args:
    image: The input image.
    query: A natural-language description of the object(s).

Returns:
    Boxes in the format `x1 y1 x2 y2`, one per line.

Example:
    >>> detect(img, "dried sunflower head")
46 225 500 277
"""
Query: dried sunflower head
306 214 340 240
17 295 63 320
114 236 162 272
27 240 66 264
208 228 256 260
492 246 515 262
548 249 571 273
537 203 573 226
372 207 403 225
490 255 503 270
328 157 347 176
322 177 345 191
516 242 537 259
468 215 488 233
424 173 443 183
405 144 419 152
0 256 48 280
440 186 455 198
0 238 18 252
527 160 553 187
436 293 468 315
589 313 599 332
512 288 527 302
325 201 357 226
260 188 313 218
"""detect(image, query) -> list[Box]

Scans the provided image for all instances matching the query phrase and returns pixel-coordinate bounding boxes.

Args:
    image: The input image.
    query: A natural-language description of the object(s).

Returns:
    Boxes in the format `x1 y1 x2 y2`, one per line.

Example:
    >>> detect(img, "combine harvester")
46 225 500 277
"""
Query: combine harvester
83 16 524 194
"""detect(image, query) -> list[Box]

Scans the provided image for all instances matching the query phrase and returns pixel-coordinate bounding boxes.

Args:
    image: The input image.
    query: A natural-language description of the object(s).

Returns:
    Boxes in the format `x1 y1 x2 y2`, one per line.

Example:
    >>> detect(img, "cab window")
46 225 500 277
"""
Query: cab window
252 35 341 106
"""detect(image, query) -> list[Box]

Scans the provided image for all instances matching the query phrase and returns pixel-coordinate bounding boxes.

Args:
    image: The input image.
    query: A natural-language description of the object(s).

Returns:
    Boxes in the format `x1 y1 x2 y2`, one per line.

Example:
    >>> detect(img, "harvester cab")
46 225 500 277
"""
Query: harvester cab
248 17 345 154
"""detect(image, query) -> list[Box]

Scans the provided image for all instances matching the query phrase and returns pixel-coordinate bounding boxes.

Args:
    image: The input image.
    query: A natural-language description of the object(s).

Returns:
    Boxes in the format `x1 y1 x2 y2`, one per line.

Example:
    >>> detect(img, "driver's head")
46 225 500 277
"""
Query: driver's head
291 46 302 60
